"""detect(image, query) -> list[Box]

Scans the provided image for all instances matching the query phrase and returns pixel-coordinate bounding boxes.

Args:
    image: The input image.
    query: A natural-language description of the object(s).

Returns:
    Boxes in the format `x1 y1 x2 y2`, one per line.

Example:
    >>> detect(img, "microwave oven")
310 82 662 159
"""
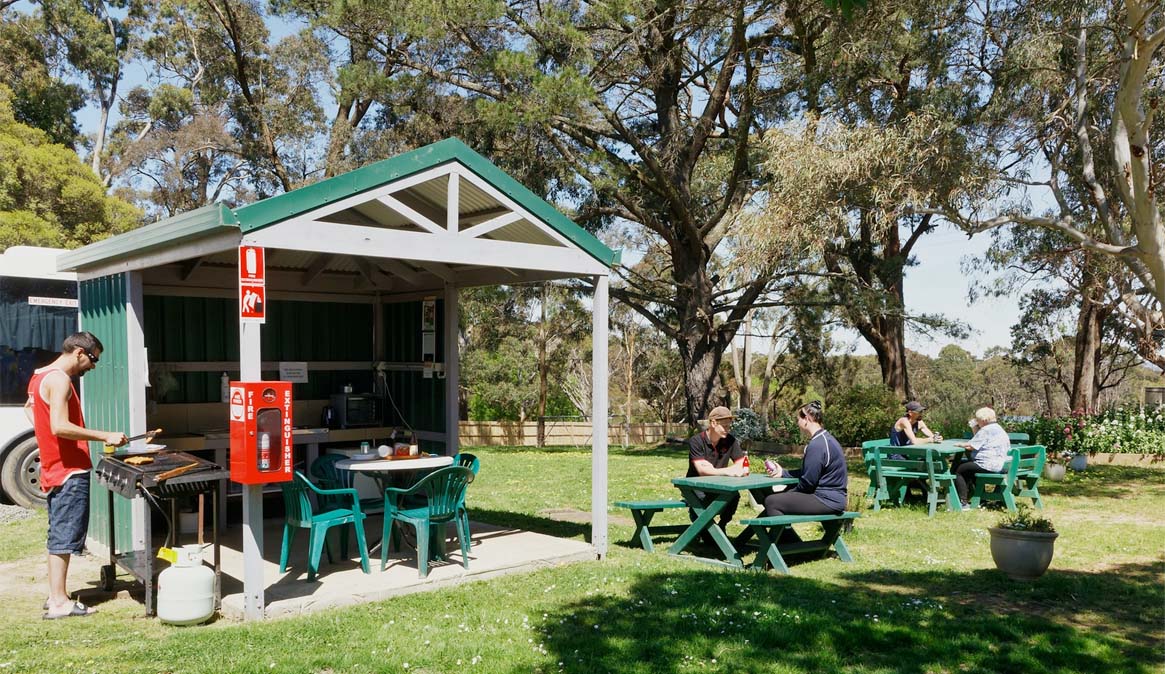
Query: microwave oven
329 393 383 428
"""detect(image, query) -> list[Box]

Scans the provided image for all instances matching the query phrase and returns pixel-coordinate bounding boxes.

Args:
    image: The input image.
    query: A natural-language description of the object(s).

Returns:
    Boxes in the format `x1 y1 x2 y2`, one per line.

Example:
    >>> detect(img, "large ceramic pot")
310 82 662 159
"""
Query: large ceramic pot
988 527 1059 580
1044 462 1067 482
1068 453 1088 471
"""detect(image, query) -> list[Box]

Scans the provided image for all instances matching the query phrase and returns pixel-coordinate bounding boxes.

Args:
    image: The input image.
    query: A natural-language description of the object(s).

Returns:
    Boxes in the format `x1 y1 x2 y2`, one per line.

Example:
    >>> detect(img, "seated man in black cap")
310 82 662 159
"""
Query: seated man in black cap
686 406 749 536
891 401 942 447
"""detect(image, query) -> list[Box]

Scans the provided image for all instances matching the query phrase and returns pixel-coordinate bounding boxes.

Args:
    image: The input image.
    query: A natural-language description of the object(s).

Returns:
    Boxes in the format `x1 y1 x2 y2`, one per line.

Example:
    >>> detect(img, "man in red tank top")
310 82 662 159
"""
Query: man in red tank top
24 331 127 619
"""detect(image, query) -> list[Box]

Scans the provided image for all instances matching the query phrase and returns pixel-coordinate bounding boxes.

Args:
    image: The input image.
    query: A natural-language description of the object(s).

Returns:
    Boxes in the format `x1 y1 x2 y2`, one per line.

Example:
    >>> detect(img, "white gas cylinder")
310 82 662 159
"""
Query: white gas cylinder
157 544 215 625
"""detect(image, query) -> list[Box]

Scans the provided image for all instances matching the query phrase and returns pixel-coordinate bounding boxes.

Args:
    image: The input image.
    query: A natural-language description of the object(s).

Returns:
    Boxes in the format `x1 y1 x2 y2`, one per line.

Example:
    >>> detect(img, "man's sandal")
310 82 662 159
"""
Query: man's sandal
43 601 97 620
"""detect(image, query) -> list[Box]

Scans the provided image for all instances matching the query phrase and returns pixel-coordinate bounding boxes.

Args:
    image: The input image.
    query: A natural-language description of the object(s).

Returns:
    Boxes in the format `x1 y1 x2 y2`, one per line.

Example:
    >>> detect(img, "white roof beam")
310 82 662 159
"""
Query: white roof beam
447 172 459 234
460 212 524 239
301 253 334 286
246 222 607 276
450 164 576 248
353 257 394 290
180 256 204 281
377 194 444 234
418 261 456 283
377 258 422 286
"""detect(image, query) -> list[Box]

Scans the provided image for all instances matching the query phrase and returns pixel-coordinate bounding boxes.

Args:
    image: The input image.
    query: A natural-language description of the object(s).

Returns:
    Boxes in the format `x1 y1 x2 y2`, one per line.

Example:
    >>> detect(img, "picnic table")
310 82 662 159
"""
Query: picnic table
669 474 798 567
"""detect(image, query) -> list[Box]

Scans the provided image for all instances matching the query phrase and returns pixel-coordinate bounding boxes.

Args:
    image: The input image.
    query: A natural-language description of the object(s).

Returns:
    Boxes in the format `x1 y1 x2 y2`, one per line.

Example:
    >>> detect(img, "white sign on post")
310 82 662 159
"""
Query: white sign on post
239 245 266 323
278 361 308 383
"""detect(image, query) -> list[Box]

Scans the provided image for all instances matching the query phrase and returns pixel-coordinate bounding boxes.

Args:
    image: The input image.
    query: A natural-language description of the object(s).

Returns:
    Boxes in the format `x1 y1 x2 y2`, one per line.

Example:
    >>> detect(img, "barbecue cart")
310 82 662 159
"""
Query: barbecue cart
94 451 228 616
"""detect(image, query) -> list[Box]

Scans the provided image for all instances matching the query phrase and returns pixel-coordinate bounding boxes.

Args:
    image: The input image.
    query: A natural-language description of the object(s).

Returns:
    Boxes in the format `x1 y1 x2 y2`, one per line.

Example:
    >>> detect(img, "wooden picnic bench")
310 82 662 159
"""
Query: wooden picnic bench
971 445 1046 513
614 499 689 553
861 439 894 503
869 444 962 516
739 512 860 574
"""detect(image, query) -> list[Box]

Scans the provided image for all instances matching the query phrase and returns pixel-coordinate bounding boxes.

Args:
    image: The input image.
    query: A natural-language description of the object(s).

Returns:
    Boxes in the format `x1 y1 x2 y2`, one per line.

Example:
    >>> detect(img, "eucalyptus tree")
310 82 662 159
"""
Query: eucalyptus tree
105 0 329 214
742 0 1011 399
36 0 142 184
275 0 842 425
927 0 1165 369
979 223 1143 411
0 11 83 147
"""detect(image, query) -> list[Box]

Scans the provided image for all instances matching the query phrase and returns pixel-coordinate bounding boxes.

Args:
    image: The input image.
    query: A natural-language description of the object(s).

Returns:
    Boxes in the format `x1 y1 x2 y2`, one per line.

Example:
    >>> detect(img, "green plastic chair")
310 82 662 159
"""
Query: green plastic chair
453 452 480 475
1007 432 1031 445
279 471 371 581
381 466 475 577
310 453 384 515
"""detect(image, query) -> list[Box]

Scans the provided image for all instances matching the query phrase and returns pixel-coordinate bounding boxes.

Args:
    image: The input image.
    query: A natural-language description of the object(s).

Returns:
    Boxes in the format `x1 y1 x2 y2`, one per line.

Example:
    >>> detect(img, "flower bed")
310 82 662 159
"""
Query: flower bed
1011 406 1165 458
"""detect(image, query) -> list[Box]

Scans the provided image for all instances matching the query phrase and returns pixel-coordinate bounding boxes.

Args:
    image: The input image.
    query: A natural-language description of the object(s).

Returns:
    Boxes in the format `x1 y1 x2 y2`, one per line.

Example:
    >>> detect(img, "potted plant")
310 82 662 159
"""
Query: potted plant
988 505 1058 581
1044 452 1068 482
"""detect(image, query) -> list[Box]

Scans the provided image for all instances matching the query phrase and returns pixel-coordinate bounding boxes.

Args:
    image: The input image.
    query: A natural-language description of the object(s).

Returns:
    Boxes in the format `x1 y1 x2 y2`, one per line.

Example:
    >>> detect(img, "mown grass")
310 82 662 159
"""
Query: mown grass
0 445 1161 674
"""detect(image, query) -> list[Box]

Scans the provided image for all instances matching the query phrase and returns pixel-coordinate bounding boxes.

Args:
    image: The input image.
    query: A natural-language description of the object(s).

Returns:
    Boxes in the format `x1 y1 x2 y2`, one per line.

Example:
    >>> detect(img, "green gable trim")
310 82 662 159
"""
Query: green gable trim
234 138 619 268
58 203 239 272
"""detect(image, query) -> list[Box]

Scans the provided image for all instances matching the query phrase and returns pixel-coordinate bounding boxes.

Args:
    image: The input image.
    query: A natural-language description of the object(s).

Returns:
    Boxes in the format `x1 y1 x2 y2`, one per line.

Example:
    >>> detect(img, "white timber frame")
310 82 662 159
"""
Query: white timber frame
62 153 615 620
239 160 611 613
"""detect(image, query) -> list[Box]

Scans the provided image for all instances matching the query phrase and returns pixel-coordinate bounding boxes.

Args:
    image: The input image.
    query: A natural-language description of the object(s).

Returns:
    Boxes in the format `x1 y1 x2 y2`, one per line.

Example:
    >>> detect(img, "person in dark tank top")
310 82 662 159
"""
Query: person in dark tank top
890 401 942 447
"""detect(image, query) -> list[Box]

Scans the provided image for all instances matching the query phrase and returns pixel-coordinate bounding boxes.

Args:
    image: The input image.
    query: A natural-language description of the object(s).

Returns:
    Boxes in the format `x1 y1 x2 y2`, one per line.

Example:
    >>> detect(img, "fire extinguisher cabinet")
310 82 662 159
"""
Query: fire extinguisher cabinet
229 381 293 484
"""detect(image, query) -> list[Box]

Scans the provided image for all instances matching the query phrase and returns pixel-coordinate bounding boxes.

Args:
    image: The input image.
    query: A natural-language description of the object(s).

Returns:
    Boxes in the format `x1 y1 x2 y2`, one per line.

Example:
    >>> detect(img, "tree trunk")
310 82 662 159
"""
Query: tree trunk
671 234 729 428
854 315 910 400
1070 259 1104 413
739 310 753 408
623 325 634 448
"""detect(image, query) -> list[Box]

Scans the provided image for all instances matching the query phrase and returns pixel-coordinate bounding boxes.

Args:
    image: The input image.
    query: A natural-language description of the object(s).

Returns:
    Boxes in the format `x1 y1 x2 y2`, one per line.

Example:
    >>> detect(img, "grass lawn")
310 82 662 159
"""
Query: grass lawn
0 445 1161 674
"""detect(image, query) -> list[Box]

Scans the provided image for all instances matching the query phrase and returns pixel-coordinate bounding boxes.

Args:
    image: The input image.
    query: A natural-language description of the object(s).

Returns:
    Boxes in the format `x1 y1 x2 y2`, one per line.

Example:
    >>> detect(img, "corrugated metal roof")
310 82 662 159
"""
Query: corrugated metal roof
59 138 619 273
58 204 239 272
235 138 618 267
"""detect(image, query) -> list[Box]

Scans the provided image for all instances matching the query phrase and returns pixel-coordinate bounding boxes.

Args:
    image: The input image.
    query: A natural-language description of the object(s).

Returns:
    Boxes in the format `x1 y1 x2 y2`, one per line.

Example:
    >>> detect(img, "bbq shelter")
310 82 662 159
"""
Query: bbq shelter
56 138 615 620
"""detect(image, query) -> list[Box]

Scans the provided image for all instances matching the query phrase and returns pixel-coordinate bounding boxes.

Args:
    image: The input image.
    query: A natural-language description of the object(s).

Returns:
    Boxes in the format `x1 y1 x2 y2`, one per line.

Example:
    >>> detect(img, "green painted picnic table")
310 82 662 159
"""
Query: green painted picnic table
669 474 798 568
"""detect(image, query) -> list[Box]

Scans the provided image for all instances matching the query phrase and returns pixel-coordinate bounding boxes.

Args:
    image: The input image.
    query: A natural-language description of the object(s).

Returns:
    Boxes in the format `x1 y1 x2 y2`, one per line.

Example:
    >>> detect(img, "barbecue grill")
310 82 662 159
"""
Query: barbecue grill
94 451 228 616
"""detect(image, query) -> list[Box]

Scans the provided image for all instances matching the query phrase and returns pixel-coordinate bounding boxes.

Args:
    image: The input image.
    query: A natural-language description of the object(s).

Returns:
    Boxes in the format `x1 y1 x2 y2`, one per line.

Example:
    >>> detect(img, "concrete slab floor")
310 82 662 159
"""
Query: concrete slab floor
193 516 596 620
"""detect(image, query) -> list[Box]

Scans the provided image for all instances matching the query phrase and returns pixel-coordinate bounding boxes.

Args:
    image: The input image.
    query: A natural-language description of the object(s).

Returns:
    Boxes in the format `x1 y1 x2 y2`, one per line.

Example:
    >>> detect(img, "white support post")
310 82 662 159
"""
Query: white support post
591 275 609 558
125 271 148 551
240 320 263 620
444 283 459 456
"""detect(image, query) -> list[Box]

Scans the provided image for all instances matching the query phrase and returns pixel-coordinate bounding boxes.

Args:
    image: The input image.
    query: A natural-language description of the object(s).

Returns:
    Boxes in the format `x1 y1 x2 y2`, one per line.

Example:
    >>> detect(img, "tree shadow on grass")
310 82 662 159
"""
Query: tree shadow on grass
1038 464 1165 499
469 507 592 542
527 561 1163 674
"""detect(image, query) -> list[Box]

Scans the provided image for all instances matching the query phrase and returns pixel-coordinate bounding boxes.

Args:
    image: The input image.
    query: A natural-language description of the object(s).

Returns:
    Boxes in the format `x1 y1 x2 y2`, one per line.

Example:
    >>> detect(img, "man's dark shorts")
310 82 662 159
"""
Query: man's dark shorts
47 473 90 555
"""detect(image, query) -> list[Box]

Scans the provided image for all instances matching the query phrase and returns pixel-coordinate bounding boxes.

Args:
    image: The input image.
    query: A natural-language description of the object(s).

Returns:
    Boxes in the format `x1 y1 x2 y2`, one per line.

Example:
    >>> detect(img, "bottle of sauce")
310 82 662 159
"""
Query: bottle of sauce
742 453 750 475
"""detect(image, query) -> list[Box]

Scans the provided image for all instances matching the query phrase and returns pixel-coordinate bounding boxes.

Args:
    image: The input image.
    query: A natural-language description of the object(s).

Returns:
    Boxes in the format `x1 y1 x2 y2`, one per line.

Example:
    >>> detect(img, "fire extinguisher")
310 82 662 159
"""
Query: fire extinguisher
258 432 271 471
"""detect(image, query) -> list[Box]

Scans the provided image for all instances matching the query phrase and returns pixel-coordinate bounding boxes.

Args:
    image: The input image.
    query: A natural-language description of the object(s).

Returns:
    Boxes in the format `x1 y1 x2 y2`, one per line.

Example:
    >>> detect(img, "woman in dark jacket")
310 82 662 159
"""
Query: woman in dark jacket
763 401 848 518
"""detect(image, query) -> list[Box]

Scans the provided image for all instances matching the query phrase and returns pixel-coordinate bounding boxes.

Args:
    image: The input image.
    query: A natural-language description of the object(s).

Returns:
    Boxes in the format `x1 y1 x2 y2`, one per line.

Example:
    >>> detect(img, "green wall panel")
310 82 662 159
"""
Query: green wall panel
144 297 374 403
381 299 445 435
140 295 444 435
79 275 134 552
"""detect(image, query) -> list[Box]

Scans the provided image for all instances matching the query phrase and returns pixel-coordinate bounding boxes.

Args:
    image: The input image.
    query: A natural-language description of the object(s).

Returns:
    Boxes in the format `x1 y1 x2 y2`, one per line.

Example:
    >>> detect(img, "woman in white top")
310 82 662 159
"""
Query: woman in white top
952 407 1011 507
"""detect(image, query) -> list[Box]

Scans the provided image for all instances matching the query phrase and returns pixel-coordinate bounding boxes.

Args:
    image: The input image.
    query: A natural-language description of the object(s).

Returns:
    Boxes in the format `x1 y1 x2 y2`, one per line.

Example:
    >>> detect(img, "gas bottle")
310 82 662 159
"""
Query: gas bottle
220 372 229 403
157 545 215 625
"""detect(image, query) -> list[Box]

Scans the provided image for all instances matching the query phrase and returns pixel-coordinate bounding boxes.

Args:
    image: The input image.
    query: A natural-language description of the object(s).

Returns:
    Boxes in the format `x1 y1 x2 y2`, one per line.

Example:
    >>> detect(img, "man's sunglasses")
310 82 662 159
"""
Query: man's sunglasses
85 351 100 364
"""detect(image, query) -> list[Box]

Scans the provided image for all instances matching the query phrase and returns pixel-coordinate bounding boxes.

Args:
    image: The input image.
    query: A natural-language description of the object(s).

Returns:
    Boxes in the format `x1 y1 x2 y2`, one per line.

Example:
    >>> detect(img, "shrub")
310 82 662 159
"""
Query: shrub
731 408 766 441
768 410 800 445
826 385 900 447
996 504 1055 533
